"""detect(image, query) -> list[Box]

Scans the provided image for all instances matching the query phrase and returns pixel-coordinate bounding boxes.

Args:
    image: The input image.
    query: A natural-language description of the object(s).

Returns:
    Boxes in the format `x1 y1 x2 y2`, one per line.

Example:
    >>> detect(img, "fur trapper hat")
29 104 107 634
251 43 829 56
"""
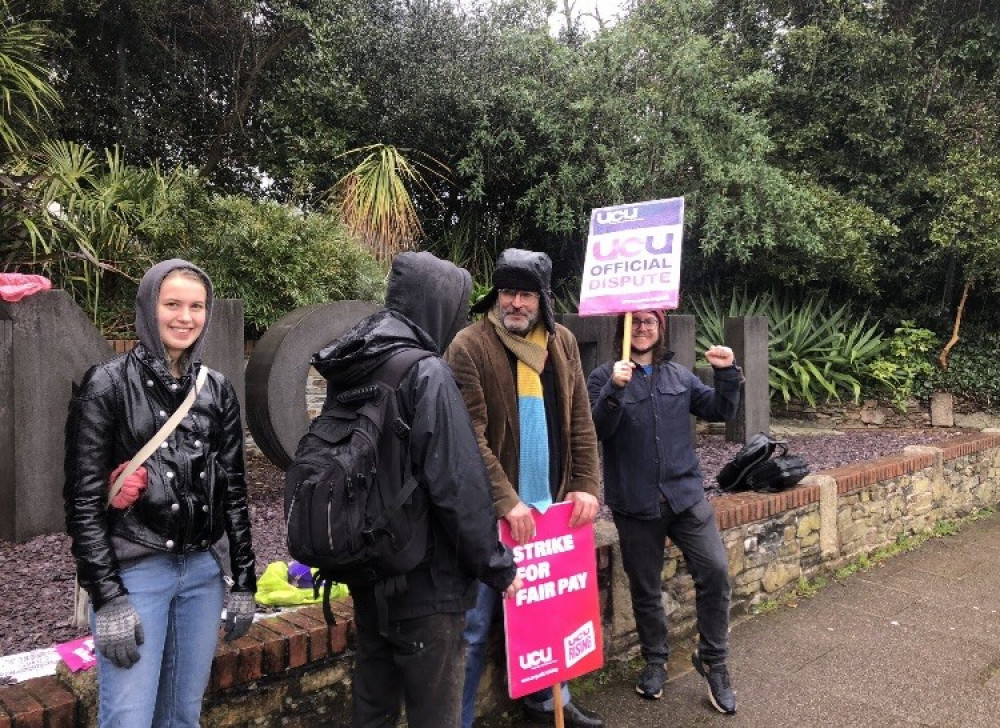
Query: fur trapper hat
471 248 555 333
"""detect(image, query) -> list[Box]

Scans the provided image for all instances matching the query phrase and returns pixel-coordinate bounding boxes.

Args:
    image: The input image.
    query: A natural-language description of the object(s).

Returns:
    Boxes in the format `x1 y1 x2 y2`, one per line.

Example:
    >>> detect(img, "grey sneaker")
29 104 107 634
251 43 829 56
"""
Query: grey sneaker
635 662 667 699
691 650 736 714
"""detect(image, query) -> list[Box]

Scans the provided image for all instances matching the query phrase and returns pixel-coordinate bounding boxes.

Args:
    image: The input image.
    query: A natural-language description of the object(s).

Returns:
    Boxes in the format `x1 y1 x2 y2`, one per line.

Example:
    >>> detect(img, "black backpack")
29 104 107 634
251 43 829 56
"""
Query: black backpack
284 347 432 627
744 454 810 493
716 432 786 493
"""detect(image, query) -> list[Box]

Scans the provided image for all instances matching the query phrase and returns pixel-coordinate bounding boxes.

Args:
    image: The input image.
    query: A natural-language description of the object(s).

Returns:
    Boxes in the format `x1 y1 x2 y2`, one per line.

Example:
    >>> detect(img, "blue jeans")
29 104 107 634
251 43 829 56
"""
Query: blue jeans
461 581 571 728
614 497 731 665
92 551 225 728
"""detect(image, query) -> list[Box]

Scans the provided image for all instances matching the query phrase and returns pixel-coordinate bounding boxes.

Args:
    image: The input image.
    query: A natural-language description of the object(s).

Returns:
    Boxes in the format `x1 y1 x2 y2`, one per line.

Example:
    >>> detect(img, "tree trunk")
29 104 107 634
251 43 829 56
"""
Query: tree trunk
939 280 972 369
199 26 308 178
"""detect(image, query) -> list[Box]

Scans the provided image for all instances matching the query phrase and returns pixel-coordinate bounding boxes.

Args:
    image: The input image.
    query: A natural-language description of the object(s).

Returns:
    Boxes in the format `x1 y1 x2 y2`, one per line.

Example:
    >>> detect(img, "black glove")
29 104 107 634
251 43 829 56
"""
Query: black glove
223 591 256 642
94 595 144 669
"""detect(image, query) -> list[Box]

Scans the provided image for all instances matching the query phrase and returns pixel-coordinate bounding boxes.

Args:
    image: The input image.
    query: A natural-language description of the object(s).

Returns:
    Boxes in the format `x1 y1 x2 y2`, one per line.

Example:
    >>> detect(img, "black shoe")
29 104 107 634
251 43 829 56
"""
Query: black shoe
691 650 736 714
635 662 667 699
523 701 605 727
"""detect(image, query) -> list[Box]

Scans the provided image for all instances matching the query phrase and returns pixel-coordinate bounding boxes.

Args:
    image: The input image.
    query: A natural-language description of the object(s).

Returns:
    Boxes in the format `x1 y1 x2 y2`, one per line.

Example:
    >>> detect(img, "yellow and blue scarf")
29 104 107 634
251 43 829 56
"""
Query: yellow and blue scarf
489 311 552 512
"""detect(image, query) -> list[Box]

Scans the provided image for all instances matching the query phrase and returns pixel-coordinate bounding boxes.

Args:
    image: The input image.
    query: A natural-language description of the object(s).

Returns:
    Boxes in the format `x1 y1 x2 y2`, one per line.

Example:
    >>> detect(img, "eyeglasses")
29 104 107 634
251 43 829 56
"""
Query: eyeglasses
631 317 659 330
498 288 540 302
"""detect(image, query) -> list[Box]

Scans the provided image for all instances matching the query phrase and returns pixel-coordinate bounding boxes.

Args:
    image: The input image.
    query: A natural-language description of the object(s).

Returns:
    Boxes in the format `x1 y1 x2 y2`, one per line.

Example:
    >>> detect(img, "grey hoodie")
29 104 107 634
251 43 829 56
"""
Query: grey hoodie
135 258 214 373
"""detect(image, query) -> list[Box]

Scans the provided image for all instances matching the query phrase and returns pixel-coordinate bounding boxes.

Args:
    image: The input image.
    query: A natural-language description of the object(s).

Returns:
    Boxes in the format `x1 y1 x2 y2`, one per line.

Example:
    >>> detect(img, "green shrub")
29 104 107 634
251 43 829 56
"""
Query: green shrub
684 287 775 344
929 329 1000 413
144 182 385 337
686 288 885 406
470 279 493 311
5 142 183 334
552 275 581 314
864 321 939 411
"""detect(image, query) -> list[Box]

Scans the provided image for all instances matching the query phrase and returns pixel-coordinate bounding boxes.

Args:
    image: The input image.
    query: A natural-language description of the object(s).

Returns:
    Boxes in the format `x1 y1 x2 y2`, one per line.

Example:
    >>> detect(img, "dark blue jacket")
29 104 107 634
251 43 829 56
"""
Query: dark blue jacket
588 357 742 518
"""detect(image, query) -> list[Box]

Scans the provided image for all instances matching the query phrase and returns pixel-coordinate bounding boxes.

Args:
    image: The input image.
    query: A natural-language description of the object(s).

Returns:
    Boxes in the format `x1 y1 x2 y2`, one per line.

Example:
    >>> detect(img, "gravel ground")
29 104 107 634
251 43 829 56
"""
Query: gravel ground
0 426 973 657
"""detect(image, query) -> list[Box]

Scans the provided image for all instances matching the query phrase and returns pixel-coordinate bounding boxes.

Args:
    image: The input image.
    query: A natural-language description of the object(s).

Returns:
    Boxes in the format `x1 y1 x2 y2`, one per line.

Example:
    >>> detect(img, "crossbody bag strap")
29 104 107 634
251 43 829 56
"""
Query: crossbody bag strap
107 366 210 506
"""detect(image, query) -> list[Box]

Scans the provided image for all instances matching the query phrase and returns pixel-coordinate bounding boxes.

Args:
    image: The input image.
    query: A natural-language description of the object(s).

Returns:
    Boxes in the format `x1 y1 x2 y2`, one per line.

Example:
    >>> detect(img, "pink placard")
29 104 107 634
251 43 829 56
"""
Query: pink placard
578 197 685 316
501 503 604 698
56 635 97 672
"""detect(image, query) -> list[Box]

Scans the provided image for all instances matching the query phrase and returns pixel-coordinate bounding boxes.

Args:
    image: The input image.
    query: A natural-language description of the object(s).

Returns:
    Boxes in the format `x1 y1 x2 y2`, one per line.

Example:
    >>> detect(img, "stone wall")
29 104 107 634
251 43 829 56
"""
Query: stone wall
772 397 999 430
4 432 999 727
0 298 245 543
595 431 1000 676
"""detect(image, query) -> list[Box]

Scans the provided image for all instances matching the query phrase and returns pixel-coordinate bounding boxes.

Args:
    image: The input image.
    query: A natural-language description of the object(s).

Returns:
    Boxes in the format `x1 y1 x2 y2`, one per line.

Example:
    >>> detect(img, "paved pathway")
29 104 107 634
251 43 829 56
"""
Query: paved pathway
486 510 1000 727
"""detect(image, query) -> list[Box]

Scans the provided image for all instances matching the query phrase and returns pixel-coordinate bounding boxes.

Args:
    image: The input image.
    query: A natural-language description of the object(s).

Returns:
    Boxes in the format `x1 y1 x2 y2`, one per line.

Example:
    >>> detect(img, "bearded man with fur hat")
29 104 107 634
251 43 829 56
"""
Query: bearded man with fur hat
445 248 604 728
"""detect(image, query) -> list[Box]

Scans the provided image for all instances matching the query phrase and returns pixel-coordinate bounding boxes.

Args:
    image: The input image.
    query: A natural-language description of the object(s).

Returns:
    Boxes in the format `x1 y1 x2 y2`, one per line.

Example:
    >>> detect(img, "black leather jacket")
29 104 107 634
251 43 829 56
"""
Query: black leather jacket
64 344 256 609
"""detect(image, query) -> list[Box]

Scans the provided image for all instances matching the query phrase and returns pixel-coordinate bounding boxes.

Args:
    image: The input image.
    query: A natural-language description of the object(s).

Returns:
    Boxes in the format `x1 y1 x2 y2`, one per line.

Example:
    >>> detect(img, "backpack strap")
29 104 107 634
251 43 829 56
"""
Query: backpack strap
318 348 434 638
372 347 434 390
363 347 434 536
368 347 434 643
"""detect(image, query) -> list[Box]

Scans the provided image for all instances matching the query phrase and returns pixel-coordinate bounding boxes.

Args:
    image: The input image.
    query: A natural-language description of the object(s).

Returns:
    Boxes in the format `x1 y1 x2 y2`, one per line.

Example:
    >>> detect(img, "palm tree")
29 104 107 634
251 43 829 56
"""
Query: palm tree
328 144 448 262
0 0 61 154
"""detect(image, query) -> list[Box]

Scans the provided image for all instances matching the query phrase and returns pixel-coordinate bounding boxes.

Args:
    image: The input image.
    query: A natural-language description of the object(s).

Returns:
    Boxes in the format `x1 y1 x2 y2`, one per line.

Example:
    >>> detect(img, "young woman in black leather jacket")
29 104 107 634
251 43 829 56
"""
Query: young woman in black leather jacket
64 259 256 728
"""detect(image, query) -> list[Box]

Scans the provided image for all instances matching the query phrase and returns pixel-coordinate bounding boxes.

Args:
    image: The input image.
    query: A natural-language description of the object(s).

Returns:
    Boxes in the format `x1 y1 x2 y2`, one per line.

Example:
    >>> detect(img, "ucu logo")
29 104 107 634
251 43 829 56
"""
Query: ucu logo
591 233 675 260
519 648 553 669
595 207 639 225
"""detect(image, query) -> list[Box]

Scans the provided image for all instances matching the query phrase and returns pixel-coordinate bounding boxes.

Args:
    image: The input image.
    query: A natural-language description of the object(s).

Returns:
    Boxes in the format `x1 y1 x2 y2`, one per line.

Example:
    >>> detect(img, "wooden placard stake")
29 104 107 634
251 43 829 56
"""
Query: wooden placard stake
622 311 632 361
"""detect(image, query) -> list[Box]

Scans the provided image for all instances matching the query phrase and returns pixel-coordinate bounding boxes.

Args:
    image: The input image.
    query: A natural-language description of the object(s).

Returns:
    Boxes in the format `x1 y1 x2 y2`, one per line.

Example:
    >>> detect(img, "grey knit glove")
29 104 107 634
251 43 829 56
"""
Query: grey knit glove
223 591 256 642
94 595 144 669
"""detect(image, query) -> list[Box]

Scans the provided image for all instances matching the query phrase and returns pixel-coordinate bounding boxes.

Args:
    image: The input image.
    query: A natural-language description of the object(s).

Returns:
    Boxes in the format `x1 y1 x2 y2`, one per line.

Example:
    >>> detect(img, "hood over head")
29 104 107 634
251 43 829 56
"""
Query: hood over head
313 252 471 387
470 248 555 333
135 258 214 372
384 251 472 354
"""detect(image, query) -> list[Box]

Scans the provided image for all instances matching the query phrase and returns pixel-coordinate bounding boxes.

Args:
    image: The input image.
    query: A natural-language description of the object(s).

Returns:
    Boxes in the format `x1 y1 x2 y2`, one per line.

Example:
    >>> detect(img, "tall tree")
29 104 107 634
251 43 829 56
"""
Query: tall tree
31 0 307 190
454 0 889 290
927 98 1000 366
723 0 1000 325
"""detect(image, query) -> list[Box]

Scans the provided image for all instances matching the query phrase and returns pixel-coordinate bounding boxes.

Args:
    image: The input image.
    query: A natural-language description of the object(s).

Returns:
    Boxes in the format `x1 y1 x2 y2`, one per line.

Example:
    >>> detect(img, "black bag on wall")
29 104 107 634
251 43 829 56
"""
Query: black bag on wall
744 455 810 493
716 432 787 493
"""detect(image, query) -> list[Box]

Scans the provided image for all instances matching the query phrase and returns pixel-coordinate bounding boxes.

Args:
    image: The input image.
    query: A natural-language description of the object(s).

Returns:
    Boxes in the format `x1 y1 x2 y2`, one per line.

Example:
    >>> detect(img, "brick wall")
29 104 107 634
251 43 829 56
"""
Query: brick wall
4 432 999 727
25 602 358 728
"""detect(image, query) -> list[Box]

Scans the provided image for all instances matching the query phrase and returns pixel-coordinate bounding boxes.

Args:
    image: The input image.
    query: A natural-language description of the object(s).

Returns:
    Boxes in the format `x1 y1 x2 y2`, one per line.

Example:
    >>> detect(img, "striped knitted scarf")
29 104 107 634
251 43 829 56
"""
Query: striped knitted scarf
488 310 552 512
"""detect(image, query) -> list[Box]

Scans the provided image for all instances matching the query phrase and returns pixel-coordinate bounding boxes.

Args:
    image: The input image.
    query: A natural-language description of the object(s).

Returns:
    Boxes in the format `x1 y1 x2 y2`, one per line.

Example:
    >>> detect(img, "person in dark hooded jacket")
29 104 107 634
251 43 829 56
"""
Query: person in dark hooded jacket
311 251 518 728
64 259 256 728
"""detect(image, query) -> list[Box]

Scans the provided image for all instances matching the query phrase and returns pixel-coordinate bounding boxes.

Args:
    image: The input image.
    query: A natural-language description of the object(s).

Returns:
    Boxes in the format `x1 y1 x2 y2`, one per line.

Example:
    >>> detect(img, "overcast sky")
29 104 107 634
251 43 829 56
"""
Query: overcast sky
547 0 630 34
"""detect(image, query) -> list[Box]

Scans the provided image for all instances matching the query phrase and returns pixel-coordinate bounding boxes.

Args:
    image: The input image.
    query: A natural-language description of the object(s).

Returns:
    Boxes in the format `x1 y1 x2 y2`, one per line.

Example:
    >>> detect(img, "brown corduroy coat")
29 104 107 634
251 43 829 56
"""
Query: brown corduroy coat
444 319 601 518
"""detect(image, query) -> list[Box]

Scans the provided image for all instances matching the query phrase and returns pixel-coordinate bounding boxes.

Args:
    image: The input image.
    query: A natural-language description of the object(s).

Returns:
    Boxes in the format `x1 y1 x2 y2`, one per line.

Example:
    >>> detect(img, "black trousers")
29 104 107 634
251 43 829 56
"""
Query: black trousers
351 609 466 728
613 498 731 666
